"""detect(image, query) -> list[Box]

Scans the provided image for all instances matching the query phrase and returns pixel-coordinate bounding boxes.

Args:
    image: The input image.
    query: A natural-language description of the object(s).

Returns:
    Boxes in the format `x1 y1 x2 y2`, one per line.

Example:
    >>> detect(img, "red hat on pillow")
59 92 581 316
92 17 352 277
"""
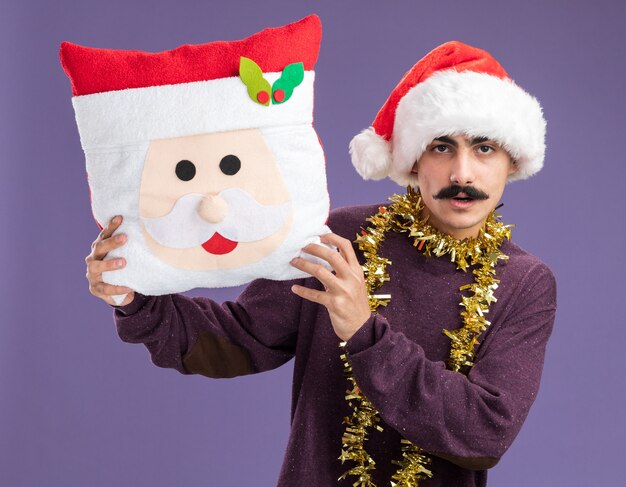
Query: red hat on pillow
61 14 321 150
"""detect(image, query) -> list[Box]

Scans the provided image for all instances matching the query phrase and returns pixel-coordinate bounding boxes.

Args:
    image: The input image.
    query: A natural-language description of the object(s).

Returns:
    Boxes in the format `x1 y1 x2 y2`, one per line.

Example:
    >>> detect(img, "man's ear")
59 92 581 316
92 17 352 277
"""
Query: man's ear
508 158 519 176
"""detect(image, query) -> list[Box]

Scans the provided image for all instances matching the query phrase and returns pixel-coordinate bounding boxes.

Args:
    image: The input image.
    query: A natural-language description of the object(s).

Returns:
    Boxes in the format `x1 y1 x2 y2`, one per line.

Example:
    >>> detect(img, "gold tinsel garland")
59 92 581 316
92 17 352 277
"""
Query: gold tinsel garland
338 187 512 486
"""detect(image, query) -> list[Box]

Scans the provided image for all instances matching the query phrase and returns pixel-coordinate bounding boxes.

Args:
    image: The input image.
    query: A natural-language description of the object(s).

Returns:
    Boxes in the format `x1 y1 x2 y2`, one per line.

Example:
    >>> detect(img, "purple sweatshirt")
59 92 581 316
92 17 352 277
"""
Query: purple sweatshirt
114 204 557 486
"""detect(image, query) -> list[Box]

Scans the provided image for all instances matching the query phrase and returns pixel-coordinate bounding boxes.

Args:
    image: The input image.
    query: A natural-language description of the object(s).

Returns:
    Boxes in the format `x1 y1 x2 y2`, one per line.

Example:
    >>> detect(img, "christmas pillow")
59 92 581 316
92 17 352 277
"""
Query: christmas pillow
60 15 330 299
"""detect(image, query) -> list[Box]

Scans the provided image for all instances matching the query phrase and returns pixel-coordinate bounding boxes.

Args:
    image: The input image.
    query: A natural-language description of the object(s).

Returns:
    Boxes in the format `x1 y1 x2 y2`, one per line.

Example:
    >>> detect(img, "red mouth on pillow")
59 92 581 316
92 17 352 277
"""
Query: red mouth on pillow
201 232 238 255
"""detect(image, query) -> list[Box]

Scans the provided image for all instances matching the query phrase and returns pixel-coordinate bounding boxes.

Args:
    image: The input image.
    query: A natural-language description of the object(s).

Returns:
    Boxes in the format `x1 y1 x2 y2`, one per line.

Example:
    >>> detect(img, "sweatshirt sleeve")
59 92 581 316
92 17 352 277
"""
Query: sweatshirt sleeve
344 262 557 470
113 277 303 378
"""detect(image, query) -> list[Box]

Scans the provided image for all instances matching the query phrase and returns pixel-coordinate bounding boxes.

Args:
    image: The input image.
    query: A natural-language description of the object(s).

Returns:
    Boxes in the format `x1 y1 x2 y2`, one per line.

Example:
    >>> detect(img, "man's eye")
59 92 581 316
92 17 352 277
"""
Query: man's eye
433 145 449 153
219 155 241 176
477 145 494 154
175 160 196 181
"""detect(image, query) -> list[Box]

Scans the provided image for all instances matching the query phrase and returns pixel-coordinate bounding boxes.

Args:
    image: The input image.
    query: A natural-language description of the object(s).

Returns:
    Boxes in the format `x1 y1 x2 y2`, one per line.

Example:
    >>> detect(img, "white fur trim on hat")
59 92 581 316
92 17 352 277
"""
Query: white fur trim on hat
389 70 546 186
349 127 392 180
72 71 314 150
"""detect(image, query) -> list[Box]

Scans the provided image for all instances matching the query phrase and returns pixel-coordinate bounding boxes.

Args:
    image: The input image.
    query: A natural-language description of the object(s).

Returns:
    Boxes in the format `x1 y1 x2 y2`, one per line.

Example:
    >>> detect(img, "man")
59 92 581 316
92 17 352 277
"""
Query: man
86 41 556 486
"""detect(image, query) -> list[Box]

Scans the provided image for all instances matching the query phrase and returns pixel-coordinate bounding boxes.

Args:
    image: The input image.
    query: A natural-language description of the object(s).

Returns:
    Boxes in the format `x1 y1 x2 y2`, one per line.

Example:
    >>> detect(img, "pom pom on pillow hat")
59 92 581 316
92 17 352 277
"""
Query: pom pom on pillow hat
60 15 330 296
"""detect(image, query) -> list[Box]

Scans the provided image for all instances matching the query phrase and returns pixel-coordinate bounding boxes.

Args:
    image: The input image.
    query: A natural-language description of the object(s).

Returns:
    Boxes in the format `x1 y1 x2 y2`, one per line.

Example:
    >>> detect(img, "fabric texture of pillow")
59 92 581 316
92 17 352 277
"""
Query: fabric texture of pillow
60 15 331 297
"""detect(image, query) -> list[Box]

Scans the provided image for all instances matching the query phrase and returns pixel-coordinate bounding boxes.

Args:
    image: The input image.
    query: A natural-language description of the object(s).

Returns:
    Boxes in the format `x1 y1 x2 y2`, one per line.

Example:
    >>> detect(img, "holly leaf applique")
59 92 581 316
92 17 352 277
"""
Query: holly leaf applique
271 62 304 104
239 57 272 106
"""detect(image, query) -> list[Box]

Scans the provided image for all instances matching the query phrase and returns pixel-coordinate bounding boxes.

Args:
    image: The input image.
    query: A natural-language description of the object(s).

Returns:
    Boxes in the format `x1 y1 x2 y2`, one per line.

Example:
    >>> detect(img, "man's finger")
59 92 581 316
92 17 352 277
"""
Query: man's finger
92 233 127 261
100 215 123 241
301 243 351 278
87 257 126 276
290 257 340 292
91 281 135 297
290 284 328 306
320 233 360 269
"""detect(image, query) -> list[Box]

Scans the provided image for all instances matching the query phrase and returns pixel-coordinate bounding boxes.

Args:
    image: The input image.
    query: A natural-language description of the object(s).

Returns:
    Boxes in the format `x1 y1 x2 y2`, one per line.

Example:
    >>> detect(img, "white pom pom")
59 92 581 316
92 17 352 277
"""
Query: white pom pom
349 127 392 180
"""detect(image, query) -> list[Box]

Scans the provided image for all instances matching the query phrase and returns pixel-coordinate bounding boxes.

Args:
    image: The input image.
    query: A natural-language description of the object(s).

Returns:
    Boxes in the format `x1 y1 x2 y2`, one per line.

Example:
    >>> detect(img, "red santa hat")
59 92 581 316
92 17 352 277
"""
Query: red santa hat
349 41 546 186
60 14 321 150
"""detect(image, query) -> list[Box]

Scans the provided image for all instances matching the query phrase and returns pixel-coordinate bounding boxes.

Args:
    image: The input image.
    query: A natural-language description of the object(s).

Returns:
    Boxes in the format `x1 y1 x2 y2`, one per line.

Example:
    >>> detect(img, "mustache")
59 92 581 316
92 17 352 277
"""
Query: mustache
141 188 291 249
433 185 489 200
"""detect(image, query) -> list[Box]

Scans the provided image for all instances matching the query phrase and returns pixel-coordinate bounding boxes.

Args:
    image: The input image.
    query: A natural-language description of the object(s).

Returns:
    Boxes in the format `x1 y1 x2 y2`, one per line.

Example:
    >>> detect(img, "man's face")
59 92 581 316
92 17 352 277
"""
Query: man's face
411 134 517 240
138 129 292 270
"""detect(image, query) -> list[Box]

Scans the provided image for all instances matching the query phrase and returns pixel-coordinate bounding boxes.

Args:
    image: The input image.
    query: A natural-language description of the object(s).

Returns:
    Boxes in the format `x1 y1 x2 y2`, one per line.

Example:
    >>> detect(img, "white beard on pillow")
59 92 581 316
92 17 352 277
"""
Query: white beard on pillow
61 15 331 296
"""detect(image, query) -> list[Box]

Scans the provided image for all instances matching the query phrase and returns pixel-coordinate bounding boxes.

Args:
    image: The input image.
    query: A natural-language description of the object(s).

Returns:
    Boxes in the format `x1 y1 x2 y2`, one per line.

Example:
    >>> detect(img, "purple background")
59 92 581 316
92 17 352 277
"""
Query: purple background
1 0 624 485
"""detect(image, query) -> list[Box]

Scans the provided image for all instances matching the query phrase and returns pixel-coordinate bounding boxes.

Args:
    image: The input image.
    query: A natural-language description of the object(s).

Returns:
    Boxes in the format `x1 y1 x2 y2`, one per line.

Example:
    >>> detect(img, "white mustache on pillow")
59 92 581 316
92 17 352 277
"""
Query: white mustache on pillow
141 188 291 249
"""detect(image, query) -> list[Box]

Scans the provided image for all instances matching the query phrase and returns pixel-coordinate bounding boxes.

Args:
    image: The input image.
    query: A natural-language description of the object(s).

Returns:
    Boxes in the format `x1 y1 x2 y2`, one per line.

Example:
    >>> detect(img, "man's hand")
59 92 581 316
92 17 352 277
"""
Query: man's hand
290 233 371 341
85 215 135 306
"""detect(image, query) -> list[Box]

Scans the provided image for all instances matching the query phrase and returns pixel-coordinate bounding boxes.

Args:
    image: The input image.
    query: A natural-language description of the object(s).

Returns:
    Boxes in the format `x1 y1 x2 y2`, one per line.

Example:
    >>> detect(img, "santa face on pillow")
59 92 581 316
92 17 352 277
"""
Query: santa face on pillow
61 15 330 295
139 129 293 270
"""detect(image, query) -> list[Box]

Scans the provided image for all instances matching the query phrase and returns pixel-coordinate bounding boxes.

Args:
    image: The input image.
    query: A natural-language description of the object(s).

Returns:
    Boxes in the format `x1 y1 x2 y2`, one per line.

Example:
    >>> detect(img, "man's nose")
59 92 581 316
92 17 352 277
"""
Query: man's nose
450 149 476 185
198 193 228 223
